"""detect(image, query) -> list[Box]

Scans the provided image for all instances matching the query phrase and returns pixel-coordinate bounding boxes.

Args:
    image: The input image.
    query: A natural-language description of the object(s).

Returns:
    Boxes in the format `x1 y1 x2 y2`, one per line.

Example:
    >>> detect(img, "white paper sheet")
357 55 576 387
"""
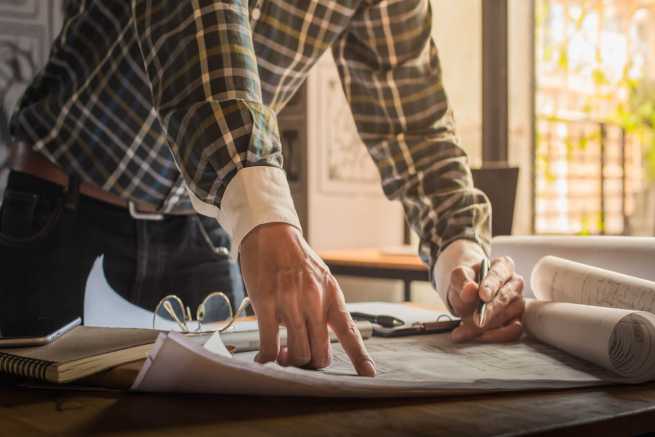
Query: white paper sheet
531 256 655 312
84 256 158 329
83 256 256 333
523 300 655 381
524 257 655 382
129 250 655 398
132 330 620 398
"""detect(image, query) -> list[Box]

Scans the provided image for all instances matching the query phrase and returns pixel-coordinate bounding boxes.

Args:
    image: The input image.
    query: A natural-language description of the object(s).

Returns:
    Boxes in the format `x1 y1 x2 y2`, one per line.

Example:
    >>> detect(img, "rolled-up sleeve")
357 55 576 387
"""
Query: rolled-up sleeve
331 0 491 296
132 0 300 252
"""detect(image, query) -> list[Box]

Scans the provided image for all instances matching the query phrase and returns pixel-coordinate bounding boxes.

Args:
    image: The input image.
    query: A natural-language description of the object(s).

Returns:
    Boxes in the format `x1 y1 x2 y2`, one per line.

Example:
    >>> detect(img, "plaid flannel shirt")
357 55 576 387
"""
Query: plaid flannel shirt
10 0 491 296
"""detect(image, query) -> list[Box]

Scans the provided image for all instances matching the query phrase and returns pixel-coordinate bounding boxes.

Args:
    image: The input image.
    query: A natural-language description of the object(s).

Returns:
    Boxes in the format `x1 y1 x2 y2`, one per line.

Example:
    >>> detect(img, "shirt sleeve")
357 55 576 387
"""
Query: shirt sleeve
332 0 492 293
131 0 300 251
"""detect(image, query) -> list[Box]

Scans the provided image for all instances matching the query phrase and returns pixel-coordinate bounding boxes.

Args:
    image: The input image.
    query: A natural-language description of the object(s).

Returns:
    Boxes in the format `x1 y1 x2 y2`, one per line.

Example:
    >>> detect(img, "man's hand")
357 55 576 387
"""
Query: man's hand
447 256 525 343
239 223 376 377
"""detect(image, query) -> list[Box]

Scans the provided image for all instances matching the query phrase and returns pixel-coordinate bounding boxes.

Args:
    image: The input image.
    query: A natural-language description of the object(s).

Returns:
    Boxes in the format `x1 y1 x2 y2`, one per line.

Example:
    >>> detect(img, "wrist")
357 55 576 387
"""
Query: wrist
188 166 302 258
434 240 486 313
240 222 301 252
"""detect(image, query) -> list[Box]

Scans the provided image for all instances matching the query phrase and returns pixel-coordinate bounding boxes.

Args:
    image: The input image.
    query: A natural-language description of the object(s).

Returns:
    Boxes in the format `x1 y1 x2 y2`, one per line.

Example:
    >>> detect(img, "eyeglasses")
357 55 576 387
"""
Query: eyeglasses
152 292 251 333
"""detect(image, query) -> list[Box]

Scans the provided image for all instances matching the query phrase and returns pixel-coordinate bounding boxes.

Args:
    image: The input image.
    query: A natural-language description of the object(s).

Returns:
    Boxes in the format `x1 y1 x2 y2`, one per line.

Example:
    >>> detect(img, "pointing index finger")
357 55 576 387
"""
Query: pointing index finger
326 280 376 377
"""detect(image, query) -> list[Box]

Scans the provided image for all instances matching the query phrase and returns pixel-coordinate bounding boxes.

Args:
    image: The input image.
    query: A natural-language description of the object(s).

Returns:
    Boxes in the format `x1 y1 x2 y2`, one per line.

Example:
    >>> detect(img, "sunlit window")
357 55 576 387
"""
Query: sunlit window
535 0 655 234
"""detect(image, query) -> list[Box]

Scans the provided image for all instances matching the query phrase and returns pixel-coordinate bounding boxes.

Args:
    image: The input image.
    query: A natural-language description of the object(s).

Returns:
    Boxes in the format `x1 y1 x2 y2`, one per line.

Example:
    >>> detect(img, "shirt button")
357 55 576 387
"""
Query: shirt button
252 7 261 20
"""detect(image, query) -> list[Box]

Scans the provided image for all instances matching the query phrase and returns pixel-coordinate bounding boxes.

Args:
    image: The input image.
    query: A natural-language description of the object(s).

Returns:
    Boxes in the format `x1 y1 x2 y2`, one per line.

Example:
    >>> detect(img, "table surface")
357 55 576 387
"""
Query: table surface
319 248 425 271
2 305 655 436
2 380 655 436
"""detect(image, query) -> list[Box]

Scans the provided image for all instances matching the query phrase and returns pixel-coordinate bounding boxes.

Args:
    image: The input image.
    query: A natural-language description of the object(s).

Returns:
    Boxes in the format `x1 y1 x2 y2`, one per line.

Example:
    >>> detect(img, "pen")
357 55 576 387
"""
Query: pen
373 319 461 338
349 312 405 329
477 258 490 326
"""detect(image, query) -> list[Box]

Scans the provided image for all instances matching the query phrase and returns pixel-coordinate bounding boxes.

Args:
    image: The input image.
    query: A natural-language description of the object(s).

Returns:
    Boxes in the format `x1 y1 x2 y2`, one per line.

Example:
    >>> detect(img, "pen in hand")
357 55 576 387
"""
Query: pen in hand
476 258 491 327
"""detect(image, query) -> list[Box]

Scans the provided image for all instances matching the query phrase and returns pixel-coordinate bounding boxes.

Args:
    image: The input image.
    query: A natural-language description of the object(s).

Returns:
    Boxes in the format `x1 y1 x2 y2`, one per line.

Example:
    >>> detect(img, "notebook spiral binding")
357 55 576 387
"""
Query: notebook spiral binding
0 352 51 381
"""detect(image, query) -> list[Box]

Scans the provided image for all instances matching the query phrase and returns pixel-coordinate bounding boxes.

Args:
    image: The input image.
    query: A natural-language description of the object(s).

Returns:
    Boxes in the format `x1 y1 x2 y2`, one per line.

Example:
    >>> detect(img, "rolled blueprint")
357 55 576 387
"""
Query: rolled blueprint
523 300 655 381
492 236 655 296
531 256 655 313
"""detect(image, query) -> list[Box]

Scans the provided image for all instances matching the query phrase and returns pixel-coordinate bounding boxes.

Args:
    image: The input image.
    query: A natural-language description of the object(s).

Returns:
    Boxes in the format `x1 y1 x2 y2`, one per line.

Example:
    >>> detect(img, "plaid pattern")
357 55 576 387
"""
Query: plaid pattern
10 0 490 268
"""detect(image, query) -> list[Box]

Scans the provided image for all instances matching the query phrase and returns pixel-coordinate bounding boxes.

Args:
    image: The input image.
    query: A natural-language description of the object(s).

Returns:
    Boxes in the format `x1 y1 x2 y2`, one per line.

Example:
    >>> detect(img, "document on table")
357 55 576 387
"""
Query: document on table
132 256 655 398
132 330 624 398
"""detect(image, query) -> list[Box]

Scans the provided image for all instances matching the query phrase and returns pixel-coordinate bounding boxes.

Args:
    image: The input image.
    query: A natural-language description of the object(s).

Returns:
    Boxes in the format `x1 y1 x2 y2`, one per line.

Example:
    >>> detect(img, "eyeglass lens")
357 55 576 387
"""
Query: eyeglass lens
154 296 187 330
197 292 233 326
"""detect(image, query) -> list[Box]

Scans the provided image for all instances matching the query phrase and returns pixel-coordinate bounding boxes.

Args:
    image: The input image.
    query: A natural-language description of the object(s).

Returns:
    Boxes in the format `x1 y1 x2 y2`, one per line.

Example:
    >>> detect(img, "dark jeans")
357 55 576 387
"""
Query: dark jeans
0 171 245 331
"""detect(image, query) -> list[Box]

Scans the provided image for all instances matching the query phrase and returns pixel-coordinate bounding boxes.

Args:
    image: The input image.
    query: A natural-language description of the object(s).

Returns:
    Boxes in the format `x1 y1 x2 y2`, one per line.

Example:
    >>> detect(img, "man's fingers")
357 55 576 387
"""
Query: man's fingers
477 319 523 343
277 345 289 364
453 294 525 343
299 275 332 369
479 276 525 328
280 311 311 367
327 280 376 377
452 315 524 343
273 269 312 367
254 308 280 364
480 256 515 301
306 318 332 369
447 266 479 317
455 295 523 341
448 281 478 317
450 318 481 343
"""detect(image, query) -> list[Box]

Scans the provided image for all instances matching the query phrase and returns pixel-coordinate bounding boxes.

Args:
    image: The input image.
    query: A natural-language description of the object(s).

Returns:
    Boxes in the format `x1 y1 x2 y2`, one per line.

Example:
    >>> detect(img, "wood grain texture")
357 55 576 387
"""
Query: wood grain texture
1 380 655 435
319 249 426 271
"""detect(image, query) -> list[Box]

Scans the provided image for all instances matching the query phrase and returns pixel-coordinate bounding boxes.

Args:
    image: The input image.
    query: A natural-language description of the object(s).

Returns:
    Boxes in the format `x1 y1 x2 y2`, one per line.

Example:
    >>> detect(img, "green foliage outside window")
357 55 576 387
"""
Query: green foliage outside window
535 0 654 235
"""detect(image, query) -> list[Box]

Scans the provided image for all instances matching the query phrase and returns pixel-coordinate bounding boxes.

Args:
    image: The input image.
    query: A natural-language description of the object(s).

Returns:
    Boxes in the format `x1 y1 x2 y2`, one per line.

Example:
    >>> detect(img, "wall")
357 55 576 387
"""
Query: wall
508 0 535 235
432 0 483 165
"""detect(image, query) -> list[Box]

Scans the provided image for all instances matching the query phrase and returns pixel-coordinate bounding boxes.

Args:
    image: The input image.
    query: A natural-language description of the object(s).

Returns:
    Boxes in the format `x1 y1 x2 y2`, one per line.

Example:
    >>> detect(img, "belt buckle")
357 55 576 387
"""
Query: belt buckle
129 201 164 221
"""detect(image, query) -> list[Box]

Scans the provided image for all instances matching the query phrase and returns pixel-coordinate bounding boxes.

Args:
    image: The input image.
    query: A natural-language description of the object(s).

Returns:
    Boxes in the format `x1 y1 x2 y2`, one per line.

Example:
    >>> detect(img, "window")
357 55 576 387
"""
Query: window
534 0 655 234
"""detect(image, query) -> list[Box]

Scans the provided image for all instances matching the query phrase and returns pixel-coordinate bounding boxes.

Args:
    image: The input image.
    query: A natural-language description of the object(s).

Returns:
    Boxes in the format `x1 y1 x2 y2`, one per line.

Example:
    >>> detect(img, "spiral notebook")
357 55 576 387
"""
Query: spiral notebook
0 326 158 383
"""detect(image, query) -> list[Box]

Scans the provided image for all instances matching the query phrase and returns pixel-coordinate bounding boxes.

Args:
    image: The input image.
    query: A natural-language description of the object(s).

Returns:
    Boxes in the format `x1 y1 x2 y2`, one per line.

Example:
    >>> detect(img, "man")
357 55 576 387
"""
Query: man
2 0 524 376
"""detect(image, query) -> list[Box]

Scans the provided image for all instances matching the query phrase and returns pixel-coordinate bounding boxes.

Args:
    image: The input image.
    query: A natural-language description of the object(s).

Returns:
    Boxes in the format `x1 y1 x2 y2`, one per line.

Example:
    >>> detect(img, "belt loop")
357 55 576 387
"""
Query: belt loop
64 174 81 211
129 201 164 221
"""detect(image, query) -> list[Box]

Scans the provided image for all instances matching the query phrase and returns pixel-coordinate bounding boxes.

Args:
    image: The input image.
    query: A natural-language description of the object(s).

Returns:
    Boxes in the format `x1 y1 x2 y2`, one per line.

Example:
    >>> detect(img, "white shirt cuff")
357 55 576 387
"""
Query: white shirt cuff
187 166 302 258
433 240 487 314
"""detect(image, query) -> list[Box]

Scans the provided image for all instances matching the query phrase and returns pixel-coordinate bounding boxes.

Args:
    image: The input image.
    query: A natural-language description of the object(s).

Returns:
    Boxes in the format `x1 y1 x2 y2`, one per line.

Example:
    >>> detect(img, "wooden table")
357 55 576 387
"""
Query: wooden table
1 380 655 435
2 306 655 435
319 248 428 301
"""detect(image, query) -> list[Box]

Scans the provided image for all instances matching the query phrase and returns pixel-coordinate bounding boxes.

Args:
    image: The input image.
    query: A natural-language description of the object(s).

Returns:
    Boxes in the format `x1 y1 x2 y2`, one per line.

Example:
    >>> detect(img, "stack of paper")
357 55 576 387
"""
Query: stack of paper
132 328 627 398
131 258 655 398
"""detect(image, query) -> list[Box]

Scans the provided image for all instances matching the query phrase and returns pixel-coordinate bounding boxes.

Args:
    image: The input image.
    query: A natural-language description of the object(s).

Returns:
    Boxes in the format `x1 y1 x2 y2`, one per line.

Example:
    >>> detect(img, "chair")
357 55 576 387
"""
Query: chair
471 166 519 236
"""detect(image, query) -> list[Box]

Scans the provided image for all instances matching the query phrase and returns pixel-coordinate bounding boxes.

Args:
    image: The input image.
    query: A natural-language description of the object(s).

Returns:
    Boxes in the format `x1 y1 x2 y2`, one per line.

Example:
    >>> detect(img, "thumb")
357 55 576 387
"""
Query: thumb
458 267 479 304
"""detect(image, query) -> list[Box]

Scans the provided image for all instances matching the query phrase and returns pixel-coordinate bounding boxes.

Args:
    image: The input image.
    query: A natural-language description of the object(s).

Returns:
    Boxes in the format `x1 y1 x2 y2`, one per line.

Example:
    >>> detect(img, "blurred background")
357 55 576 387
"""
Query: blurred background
1 0 654 305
